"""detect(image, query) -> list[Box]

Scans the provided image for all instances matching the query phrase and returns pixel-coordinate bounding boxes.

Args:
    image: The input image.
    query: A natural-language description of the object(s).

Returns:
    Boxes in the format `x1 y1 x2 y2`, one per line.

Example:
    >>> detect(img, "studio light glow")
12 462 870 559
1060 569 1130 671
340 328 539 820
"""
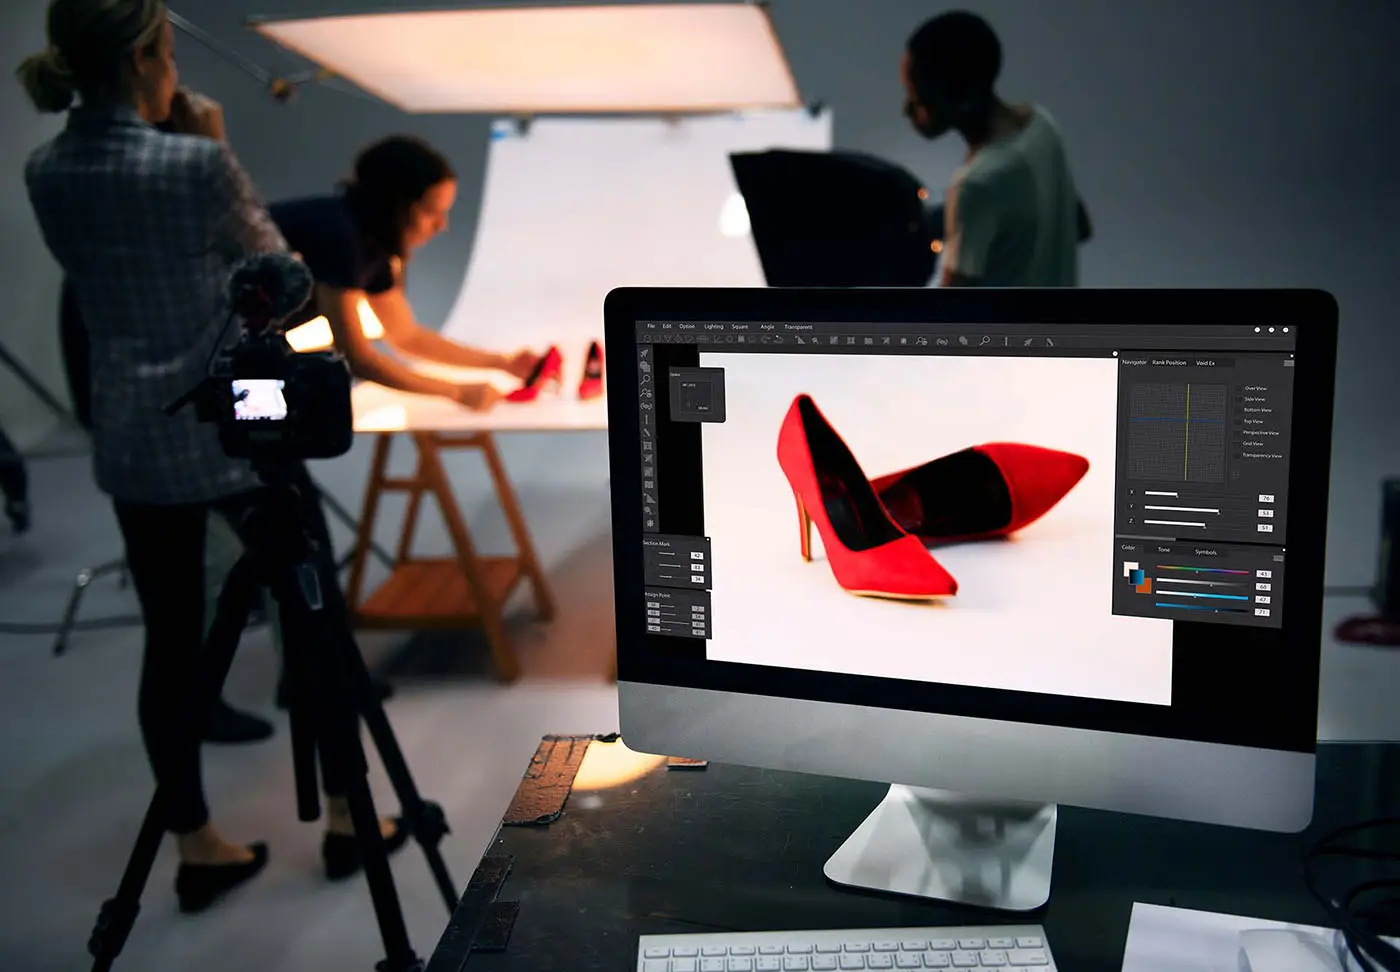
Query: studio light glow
284 298 383 352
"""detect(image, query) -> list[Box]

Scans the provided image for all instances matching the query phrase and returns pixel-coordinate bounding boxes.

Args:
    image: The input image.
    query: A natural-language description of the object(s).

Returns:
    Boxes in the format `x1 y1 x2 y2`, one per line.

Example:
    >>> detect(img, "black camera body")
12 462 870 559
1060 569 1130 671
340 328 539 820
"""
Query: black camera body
198 330 354 462
170 252 355 464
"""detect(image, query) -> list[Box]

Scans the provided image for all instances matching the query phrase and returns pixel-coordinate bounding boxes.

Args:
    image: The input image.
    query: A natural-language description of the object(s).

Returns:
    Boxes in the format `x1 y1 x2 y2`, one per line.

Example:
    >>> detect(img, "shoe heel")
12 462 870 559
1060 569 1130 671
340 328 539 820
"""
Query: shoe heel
174 842 269 914
796 493 813 561
322 818 411 882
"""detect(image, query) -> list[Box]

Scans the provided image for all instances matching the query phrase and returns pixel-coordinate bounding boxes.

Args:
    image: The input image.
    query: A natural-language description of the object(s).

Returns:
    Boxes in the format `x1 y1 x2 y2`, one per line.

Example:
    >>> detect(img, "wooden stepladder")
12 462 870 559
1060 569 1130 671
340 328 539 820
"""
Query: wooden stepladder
345 431 556 682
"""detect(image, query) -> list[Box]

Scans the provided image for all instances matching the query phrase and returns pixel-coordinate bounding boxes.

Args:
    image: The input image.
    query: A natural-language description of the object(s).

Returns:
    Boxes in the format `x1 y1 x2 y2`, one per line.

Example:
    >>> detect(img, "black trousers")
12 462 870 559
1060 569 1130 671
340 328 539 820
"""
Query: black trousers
113 465 351 834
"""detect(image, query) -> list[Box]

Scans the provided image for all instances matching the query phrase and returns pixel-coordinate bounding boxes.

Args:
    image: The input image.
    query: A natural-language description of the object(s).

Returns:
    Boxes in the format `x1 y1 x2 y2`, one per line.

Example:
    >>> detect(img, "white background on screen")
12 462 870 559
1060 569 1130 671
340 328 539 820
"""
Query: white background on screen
232 380 287 421
698 352 1173 707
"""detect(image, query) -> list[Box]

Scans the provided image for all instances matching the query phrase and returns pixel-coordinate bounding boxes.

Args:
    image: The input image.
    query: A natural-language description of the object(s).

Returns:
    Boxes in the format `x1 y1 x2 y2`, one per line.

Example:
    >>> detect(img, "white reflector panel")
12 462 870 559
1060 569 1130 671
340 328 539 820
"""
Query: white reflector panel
250 3 801 114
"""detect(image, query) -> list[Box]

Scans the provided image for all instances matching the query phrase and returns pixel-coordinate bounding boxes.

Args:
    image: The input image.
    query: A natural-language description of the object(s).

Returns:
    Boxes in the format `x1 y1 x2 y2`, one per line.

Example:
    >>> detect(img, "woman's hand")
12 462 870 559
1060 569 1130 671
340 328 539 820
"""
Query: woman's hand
455 382 502 412
167 88 227 143
500 349 540 380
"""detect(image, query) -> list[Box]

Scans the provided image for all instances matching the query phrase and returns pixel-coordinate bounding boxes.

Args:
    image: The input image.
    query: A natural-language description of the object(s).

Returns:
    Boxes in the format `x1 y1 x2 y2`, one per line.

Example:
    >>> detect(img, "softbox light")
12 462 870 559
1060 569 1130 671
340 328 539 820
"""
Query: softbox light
729 149 941 287
248 3 801 114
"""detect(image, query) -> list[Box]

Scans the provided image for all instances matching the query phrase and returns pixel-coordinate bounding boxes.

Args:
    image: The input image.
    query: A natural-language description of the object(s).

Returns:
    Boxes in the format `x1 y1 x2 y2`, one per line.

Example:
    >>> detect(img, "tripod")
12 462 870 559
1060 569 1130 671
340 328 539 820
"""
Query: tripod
86 465 458 972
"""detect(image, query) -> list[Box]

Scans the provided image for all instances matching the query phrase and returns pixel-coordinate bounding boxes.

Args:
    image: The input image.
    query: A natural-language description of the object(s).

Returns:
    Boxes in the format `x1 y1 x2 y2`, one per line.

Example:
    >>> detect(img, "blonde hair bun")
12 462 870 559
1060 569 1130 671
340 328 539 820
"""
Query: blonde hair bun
16 48 76 113
15 0 165 114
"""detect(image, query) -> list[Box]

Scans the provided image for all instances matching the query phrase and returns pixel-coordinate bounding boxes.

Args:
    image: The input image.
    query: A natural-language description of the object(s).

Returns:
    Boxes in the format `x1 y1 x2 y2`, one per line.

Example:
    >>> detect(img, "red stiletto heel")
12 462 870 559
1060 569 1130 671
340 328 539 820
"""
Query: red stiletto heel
871 443 1089 545
796 494 813 561
777 395 957 599
578 340 604 400
506 346 563 403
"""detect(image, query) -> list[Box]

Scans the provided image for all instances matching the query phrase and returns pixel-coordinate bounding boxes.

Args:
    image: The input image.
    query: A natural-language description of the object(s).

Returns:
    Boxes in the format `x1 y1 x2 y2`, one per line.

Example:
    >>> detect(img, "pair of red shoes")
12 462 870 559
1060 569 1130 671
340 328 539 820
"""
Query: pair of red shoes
506 341 605 403
777 394 1090 600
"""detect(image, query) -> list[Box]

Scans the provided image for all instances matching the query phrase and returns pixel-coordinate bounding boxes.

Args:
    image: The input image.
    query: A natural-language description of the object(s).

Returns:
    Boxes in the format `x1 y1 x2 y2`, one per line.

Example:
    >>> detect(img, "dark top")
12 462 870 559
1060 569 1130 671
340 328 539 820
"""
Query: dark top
28 105 282 504
58 279 91 430
268 195 395 324
57 117 180 431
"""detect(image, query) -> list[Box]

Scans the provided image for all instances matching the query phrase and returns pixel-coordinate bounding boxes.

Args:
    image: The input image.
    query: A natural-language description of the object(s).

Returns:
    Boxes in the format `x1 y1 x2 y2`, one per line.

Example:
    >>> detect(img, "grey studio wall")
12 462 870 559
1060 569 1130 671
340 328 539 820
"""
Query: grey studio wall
0 0 66 451
1 0 1396 586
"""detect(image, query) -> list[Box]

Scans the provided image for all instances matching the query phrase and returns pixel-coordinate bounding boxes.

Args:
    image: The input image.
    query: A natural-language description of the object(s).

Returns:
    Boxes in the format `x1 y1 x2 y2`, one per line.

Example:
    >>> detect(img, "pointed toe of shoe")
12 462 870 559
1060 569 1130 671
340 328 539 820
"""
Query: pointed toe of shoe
831 536 958 600
174 842 269 914
978 443 1089 529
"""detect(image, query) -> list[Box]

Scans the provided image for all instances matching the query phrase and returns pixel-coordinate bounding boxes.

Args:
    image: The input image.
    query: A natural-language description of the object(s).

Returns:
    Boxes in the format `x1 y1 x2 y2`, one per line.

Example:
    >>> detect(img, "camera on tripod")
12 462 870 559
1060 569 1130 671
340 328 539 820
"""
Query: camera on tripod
93 255 456 972
170 251 354 463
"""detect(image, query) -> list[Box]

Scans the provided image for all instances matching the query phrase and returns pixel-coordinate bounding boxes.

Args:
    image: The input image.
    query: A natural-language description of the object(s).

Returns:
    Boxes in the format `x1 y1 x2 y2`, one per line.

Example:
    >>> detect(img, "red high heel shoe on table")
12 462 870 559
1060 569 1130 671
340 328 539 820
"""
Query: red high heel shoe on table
777 395 957 600
578 340 604 400
870 443 1089 545
506 345 563 403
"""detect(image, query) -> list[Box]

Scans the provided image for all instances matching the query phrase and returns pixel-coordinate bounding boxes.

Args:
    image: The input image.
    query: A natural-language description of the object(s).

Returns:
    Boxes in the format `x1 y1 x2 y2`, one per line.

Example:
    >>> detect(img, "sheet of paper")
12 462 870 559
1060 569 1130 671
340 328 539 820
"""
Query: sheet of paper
1121 902 1383 972
440 110 832 365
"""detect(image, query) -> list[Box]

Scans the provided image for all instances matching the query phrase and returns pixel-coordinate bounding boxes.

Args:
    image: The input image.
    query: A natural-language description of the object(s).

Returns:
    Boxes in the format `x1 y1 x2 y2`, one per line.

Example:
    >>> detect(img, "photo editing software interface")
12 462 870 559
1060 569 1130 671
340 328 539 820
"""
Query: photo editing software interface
633 318 1298 708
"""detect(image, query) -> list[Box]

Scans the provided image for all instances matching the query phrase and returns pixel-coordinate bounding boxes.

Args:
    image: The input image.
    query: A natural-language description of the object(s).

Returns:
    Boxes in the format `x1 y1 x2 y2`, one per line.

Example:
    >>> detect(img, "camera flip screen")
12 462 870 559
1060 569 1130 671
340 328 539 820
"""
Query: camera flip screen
231 379 288 421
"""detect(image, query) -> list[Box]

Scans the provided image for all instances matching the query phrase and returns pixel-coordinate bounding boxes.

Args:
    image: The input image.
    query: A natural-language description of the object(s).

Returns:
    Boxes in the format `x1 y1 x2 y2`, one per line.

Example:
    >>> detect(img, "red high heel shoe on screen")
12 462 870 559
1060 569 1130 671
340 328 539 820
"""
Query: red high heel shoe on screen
578 340 604 400
871 444 1089 546
506 346 563 403
777 395 957 600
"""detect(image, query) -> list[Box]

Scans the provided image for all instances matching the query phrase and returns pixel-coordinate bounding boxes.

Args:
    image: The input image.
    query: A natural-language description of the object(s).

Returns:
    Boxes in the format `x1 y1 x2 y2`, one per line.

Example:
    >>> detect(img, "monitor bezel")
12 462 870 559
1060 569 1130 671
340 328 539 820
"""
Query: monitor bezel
604 287 1338 756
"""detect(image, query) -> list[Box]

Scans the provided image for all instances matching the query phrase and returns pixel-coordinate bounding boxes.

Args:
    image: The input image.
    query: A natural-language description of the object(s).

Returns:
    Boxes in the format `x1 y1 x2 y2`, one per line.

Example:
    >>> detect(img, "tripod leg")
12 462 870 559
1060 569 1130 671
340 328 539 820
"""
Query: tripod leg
52 567 94 657
88 554 263 972
272 563 324 823
351 654 458 911
278 564 424 972
284 621 322 823
344 775 423 972
319 684 423 970
88 798 164 972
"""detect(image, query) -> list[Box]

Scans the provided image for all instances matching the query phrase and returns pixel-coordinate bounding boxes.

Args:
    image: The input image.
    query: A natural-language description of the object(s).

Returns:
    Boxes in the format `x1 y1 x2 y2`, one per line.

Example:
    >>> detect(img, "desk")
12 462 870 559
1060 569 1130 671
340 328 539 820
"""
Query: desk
349 370 608 681
426 738 1400 972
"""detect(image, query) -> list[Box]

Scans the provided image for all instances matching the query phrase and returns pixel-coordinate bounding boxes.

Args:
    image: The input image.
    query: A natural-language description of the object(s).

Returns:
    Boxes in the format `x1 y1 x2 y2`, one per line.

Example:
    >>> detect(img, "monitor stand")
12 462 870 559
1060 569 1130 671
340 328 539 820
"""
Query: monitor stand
823 785 1056 912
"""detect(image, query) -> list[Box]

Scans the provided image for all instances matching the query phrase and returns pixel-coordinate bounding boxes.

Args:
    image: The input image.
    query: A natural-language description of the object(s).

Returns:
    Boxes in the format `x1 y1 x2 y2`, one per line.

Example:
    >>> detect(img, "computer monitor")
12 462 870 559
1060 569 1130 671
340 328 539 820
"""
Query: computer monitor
604 287 1337 911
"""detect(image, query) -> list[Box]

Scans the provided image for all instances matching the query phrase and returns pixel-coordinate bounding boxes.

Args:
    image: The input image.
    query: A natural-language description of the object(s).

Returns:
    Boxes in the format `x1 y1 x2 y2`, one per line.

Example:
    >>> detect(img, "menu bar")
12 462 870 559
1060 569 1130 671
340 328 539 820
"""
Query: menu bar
636 321 1296 354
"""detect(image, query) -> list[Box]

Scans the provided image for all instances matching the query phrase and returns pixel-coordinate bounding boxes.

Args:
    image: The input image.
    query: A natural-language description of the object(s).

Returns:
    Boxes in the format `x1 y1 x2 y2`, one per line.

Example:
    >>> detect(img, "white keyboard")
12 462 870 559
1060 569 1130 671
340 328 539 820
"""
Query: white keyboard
636 925 1056 971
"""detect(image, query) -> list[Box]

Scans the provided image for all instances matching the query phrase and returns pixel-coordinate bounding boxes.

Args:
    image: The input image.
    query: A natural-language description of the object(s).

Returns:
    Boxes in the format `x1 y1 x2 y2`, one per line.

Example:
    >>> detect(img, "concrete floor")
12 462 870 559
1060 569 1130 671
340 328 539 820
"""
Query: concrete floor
0 430 621 970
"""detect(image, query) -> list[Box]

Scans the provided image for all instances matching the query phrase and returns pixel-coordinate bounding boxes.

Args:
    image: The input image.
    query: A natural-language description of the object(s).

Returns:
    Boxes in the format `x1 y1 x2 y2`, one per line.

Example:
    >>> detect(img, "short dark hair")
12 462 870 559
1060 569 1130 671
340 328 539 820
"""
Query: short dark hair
906 10 1002 95
342 135 455 258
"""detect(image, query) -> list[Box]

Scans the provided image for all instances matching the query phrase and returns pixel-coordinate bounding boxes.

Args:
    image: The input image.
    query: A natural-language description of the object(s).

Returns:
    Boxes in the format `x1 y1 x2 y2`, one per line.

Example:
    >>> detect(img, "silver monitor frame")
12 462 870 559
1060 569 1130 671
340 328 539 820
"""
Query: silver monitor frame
605 287 1336 910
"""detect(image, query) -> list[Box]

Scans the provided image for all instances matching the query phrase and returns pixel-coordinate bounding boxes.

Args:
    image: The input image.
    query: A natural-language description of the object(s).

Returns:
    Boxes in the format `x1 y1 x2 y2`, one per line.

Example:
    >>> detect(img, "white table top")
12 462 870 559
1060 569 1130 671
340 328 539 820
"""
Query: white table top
351 366 608 434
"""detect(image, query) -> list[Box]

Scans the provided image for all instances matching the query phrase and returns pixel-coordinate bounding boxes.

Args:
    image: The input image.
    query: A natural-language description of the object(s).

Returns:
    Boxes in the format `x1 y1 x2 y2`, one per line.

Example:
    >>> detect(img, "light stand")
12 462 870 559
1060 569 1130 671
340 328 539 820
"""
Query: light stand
0 339 74 427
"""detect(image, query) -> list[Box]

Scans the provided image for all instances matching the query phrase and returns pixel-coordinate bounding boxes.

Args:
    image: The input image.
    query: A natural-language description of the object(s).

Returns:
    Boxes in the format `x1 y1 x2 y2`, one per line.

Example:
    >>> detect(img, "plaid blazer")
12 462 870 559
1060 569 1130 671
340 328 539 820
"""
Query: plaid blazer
25 103 287 505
